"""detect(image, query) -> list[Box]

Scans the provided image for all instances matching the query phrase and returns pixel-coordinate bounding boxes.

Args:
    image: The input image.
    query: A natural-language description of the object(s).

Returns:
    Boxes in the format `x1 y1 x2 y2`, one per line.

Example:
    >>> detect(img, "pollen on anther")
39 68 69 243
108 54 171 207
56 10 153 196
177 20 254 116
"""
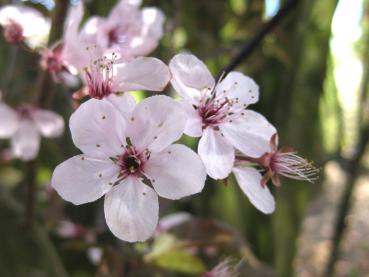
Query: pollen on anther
101 115 106 120
168 151 171 154
98 173 102 178
152 179 156 183
96 144 100 148
81 157 85 160
142 192 147 196
131 117 135 121
154 136 158 139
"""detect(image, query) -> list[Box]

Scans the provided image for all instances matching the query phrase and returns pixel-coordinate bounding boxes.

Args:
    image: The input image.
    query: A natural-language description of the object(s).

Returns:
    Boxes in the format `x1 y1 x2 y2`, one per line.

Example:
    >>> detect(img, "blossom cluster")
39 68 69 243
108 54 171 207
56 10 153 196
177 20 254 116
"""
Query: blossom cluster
0 0 318 242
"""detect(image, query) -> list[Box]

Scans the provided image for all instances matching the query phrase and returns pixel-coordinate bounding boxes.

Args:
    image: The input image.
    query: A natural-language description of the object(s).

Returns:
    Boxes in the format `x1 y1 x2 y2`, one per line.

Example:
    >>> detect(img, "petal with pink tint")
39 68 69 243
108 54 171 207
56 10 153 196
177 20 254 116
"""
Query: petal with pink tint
144 144 206 200
0 102 19 138
181 101 202 137
127 95 186 152
112 57 170 92
157 212 192 233
198 128 234 179
70 98 126 158
62 3 91 71
220 110 276 158
216 71 259 107
52 155 118 205
11 119 40 161
32 110 64 138
106 93 136 121
169 54 214 104
141 8 164 39
233 166 275 214
104 176 158 242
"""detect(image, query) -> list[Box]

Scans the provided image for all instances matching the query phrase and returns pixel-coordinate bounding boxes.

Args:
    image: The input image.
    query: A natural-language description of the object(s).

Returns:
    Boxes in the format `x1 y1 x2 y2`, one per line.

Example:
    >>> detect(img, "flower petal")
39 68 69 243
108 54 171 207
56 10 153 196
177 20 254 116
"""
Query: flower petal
70 98 126 158
104 176 158 242
32 110 64 138
181 101 202 137
144 144 206 200
233 166 275 214
11 119 40 161
198 128 234 179
220 110 276 158
216 71 259 107
106 93 136 121
169 53 214 104
52 155 118 205
127 95 186 152
113 57 170 92
0 102 19 138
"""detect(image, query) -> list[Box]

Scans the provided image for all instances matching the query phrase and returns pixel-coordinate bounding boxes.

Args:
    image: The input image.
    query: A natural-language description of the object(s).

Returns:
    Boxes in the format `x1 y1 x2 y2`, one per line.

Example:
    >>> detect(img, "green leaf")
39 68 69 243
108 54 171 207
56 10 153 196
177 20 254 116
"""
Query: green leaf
153 250 206 275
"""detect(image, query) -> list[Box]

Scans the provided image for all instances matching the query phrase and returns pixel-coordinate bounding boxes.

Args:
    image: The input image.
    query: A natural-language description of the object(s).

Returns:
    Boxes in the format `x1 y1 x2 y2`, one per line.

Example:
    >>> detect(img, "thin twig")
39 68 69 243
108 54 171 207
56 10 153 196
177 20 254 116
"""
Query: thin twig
218 0 299 77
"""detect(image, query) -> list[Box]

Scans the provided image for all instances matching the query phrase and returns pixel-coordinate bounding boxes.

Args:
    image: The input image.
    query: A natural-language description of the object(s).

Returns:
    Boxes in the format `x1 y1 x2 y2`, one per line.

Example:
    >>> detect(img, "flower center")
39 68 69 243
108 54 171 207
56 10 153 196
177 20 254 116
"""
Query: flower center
3 20 24 43
85 56 116 100
124 155 141 173
40 45 65 74
16 105 35 119
199 98 231 128
116 143 149 178
107 27 126 47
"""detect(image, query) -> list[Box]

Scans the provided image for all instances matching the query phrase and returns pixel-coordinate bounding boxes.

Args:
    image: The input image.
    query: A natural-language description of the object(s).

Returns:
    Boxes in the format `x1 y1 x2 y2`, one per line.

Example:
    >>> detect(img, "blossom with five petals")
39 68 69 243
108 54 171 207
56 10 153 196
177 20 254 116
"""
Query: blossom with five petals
0 102 64 161
169 53 276 179
51 95 206 242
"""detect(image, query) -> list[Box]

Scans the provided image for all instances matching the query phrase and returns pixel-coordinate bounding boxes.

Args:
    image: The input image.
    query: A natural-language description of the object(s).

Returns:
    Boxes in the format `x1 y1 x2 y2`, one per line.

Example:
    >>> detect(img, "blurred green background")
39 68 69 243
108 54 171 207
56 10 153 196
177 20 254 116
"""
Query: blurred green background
1 0 369 276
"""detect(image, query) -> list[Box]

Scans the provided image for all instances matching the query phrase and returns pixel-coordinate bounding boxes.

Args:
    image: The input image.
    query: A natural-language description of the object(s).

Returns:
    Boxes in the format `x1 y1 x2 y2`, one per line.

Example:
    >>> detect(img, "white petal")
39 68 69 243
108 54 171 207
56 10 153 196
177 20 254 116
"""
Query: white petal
32 110 64 138
220 110 276 158
113 57 170 92
70 98 126 158
198 128 234 179
144 144 206 200
11 119 40 161
169 54 214 104
157 212 192 232
62 4 91 71
106 93 136 121
141 7 165 39
233 166 275 214
52 155 118 205
127 95 186 152
104 177 158 242
0 102 19 138
216 71 259 107
181 101 202 137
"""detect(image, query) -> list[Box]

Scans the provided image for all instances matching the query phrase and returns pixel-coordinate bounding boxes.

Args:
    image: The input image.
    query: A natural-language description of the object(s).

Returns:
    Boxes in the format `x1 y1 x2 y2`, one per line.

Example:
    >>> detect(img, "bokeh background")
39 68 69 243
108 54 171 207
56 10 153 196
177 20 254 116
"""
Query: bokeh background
1 0 368 276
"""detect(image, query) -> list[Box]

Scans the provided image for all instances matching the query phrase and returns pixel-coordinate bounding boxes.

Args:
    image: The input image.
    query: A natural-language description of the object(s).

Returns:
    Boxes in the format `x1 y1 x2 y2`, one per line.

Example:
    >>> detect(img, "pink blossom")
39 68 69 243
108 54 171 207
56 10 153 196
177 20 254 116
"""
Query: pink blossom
83 0 165 60
0 102 64 161
169 54 276 180
61 1 165 74
0 5 50 48
51 95 206 242
232 134 319 214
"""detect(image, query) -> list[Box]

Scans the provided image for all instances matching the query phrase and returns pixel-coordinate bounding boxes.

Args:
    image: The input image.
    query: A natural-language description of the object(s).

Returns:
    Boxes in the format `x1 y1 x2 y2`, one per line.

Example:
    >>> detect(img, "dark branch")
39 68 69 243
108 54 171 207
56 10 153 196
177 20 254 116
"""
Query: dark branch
219 0 299 77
